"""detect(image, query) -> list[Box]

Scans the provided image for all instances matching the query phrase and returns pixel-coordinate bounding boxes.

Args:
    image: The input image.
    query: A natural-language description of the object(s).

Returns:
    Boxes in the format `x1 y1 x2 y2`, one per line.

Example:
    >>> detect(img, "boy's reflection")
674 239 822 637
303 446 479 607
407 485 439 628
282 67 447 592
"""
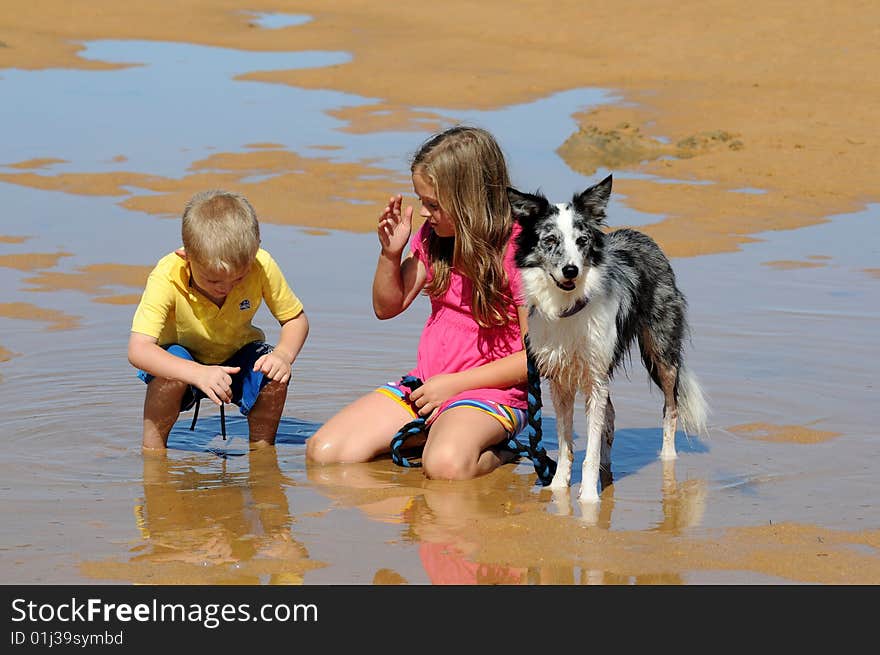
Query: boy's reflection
128 446 320 584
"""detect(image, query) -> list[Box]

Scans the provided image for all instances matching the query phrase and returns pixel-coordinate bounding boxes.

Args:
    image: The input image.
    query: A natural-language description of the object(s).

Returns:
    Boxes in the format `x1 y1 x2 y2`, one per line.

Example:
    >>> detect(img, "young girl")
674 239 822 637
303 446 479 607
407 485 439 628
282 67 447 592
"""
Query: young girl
306 126 529 480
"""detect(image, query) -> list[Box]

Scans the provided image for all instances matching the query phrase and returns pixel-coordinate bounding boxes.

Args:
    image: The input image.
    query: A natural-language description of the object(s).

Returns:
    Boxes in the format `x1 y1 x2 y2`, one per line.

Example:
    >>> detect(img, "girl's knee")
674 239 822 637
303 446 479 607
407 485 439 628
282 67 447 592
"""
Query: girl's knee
306 429 344 464
306 426 383 465
422 446 476 481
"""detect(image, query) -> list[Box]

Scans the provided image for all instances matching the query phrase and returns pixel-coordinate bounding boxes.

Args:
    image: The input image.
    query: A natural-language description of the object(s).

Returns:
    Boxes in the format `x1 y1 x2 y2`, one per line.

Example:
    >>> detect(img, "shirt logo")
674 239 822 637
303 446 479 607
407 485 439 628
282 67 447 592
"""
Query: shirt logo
239 299 251 311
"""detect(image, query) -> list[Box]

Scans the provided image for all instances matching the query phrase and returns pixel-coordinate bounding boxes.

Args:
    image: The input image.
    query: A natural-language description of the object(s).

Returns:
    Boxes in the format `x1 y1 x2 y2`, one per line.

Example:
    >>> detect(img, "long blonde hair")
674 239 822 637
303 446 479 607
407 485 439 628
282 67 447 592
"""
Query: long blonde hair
411 126 514 327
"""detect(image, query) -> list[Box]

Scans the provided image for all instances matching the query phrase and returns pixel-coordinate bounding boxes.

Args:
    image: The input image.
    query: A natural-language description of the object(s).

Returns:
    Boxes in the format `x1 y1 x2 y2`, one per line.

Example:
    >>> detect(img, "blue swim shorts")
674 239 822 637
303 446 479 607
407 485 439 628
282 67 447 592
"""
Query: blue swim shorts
137 341 275 416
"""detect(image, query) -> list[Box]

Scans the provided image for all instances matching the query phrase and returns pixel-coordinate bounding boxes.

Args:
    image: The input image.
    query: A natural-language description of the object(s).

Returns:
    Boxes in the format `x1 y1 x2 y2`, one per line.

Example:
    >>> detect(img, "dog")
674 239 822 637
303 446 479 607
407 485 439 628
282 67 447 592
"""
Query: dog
508 174 708 503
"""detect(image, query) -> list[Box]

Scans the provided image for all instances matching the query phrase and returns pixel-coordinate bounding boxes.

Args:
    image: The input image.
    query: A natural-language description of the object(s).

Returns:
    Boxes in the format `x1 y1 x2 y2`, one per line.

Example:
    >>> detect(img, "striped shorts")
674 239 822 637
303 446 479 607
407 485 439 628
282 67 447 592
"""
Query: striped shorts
376 380 528 437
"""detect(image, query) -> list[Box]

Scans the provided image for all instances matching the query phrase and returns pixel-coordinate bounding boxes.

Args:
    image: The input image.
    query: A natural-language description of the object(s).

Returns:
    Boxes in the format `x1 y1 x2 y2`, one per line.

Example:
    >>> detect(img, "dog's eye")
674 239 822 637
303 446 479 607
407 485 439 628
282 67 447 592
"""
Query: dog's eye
541 235 558 247
576 236 590 247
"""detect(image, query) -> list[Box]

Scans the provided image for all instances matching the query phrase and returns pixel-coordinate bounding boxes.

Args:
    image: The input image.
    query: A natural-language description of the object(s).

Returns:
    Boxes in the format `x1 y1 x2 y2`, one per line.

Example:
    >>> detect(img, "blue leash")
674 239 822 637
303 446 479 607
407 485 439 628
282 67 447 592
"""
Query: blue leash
389 376 428 468
505 333 556 486
389 335 556 485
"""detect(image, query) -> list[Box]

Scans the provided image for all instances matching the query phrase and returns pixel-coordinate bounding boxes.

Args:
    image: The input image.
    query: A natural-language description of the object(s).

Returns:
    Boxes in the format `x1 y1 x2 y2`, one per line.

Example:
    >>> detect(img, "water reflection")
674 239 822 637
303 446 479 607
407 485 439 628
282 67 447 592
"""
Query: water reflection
83 446 323 584
305 453 707 585
657 460 707 533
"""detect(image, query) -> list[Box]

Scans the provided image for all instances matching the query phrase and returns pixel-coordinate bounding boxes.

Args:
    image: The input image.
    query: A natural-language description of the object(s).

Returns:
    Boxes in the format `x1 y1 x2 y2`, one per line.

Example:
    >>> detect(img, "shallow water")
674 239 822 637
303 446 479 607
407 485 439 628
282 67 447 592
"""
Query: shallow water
1 37 878 585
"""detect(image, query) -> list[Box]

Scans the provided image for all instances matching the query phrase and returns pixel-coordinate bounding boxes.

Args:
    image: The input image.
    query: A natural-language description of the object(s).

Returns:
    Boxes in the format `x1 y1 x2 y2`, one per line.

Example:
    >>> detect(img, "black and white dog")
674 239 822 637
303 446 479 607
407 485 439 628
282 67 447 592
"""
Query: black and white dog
509 174 708 503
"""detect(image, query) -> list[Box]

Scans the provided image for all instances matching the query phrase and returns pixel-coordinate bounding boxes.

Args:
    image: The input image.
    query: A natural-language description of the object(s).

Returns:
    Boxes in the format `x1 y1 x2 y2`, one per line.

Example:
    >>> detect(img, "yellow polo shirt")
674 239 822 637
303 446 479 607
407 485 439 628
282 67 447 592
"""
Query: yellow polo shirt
131 249 303 364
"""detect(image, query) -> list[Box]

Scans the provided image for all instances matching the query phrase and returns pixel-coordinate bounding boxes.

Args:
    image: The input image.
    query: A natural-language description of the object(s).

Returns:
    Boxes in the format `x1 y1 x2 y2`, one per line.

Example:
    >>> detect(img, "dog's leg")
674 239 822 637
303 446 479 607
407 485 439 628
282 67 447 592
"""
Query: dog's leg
599 394 615 490
658 362 679 460
548 379 575 489
580 380 608 503
640 326 681 461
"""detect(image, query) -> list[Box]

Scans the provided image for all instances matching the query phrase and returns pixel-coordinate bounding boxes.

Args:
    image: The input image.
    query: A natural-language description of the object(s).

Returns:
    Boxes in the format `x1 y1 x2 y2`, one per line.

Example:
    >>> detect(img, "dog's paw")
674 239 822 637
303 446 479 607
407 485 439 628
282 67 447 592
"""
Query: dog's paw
577 485 600 504
659 447 678 461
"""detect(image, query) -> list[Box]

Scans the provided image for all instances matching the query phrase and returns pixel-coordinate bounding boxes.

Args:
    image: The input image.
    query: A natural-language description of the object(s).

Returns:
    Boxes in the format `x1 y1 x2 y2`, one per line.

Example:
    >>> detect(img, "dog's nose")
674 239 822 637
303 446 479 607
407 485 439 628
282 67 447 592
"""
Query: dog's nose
562 264 579 280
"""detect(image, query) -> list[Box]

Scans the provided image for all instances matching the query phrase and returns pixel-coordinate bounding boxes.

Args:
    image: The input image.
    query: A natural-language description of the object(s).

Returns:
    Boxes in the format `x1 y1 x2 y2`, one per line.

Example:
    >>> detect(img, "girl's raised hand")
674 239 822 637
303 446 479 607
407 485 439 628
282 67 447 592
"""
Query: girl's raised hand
377 194 413 257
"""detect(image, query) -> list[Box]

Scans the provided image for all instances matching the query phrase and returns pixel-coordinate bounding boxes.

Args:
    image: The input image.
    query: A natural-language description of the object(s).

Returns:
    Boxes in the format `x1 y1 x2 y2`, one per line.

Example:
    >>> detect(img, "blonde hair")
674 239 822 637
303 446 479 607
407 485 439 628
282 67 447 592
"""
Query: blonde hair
181 190 261 272
411 126 514 327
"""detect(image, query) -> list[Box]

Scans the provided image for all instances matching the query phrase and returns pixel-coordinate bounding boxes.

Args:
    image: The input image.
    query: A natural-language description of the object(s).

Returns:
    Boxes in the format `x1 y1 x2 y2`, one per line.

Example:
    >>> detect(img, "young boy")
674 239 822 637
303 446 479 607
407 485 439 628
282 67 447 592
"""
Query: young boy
128 189 309 449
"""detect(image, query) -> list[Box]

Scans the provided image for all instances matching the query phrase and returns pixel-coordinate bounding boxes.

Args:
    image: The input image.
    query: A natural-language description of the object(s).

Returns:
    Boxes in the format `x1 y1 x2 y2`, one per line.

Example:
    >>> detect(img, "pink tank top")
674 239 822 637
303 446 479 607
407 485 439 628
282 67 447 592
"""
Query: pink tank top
407 221 527 409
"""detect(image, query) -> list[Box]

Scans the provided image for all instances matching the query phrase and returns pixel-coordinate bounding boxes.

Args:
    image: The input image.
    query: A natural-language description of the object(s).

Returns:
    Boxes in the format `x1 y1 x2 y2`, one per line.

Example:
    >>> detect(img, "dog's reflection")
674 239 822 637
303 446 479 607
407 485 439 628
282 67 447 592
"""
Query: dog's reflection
115 447 319 584
543 455 707 584
307 456 706 585
656 459 707 532
550 455 706 526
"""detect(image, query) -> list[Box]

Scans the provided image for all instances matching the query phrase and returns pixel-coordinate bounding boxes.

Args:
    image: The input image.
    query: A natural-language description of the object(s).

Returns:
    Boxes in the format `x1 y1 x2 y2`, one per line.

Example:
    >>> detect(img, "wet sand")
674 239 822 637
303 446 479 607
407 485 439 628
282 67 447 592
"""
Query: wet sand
0 2 878 585
1 1 878 250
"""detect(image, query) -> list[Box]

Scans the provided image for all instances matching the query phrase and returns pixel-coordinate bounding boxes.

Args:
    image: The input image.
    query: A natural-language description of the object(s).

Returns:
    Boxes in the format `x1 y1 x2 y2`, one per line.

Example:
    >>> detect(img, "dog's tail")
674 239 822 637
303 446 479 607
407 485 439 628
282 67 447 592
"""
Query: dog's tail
678 366 709 437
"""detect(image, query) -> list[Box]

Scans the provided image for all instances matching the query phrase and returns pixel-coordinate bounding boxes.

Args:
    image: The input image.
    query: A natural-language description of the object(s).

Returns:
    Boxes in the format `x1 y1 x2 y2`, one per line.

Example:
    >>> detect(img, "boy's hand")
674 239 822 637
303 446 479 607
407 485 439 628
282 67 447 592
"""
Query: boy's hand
377 194 413 258
195 365 241 405
408 373 462 419
254 351 292 384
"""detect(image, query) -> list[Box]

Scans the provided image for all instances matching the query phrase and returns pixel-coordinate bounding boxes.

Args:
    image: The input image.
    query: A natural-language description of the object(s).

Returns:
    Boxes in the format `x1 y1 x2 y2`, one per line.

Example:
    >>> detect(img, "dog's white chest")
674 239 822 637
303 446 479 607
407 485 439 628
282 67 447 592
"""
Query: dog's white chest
528 313 598 391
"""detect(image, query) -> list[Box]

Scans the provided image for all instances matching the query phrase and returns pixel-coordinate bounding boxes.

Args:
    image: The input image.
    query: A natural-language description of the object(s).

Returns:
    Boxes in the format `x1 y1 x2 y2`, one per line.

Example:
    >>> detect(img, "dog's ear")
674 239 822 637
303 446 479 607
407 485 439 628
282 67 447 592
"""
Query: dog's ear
573 174 612 223
507 187 549 222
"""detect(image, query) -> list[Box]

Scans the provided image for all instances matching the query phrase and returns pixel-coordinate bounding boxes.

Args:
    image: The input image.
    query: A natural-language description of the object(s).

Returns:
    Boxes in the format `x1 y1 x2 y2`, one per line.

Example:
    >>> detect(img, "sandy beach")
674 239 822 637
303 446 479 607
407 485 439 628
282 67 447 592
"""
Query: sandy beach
0 1 878 585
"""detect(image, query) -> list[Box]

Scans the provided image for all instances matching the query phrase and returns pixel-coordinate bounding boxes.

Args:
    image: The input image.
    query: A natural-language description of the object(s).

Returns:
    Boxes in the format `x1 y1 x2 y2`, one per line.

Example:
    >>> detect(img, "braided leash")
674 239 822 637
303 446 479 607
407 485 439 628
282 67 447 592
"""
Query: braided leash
388 336 557 485
505 334 556 485
389 376 428 468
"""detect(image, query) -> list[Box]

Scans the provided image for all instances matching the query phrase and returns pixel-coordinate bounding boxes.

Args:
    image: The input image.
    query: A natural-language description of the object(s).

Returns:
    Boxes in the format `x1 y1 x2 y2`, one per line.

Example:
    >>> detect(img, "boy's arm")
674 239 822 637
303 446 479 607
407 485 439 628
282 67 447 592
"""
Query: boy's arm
256 251 309 382
252 310 309 383
128 332 239 405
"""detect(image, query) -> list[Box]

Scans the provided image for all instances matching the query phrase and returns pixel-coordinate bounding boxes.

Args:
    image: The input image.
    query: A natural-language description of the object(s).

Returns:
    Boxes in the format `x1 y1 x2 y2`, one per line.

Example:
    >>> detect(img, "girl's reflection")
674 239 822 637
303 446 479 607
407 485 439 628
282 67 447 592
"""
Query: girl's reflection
307 456 706 585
